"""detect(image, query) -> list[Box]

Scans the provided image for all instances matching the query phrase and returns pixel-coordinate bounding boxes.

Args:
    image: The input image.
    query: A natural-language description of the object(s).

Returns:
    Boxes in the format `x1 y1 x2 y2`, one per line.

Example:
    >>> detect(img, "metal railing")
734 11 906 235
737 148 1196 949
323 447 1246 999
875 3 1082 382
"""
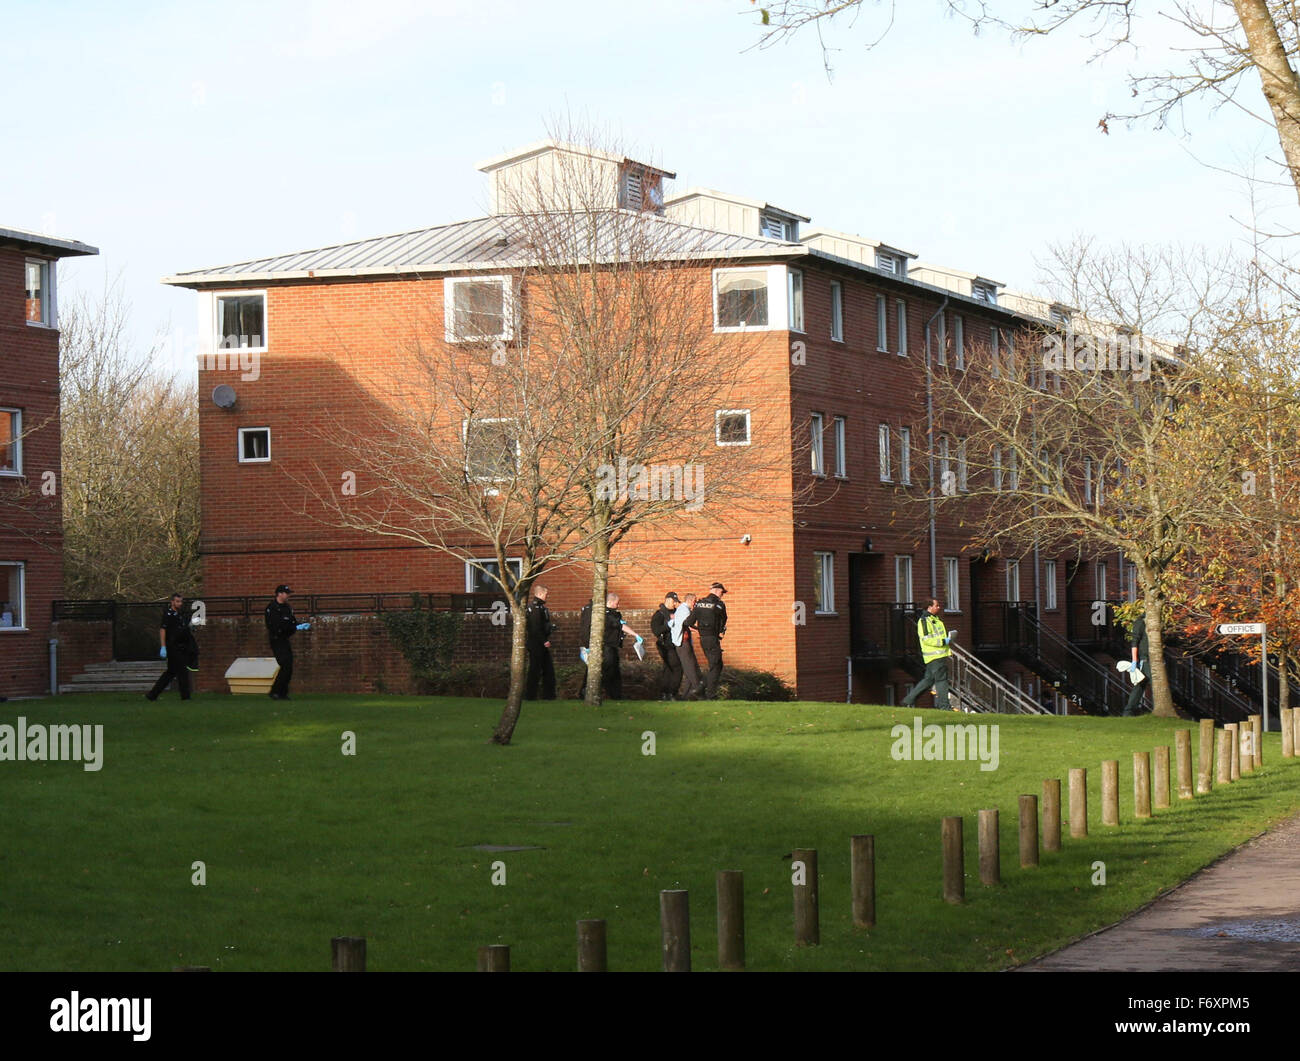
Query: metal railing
948 643 1050 715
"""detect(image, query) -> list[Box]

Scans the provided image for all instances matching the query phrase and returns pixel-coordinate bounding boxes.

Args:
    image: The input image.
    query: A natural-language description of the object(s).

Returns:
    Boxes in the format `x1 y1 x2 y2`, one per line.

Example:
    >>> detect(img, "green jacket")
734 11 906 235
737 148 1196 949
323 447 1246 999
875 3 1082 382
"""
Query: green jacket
917 613 951 664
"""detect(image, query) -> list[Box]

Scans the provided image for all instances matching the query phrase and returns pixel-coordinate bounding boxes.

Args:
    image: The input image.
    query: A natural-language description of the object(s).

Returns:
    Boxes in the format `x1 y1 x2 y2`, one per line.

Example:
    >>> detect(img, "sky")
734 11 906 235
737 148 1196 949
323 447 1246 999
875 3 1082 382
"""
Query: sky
4 0 1295 379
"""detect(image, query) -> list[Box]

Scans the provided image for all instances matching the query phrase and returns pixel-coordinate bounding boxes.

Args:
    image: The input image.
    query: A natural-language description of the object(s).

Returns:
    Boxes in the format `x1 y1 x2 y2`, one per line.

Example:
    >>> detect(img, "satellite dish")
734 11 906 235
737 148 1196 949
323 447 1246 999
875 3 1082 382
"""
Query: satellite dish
211 384 237 409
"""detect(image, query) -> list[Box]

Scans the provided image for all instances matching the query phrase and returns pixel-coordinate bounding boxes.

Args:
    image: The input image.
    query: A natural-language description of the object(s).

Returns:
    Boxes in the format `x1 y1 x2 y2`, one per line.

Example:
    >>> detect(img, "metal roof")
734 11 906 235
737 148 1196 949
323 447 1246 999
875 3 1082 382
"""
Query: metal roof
162 213 804 287
0 226 98 258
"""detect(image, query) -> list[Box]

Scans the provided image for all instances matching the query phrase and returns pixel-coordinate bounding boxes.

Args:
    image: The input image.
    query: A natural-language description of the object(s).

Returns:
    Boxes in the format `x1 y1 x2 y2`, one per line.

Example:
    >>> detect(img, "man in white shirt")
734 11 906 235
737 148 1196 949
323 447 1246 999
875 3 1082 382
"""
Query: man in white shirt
668 593 705 701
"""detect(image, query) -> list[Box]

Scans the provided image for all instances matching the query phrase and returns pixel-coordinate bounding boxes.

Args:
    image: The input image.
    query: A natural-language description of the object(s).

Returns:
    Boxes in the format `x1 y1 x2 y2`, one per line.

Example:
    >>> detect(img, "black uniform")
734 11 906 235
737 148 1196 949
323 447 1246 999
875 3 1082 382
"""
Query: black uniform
265 597 300 698
577 600 626 700
525 596 556 700
146 603 193 701
650 604 683 700
1122 614 1150 717
685 593 727 698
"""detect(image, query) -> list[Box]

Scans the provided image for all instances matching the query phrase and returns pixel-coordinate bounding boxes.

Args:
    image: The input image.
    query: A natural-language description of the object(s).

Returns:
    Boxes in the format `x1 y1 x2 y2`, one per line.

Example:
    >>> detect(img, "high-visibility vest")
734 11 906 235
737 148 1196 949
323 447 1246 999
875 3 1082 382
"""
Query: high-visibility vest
917 613 951 664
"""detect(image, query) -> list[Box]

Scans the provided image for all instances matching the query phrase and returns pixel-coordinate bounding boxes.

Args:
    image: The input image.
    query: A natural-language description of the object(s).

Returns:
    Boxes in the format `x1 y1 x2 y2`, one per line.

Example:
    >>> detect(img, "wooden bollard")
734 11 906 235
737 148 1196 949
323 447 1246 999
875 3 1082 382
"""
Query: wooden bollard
1292 708 1300 761
1282 707 1295 759
331 936 366 972
1198 719 1214 794
792 848 819 945
1019 795 1039 868
577 919 607 972
1102 760 1120 826
942 817 964 903
1252 714 1263 768
851 835 876 928
660 890 690 971
1042 780 1062 852
1153 746 1170 809
1227 723 1240 780
1175 730 1193 800
716 871 745 969
1069 768 1088 838
1134 751 1152 818
978 809 999 886
1242 716 1257 774
1216 725 1232 785
476 944 509 972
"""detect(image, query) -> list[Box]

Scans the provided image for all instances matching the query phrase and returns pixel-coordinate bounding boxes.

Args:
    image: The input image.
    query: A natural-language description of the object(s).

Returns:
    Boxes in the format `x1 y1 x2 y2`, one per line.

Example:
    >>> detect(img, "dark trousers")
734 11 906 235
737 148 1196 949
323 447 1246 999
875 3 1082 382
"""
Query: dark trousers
677 641 704 699
148 650 191 700
526 642 556 700
700 634 723 698
1122 659 1148 716
578 645 622 701
270 639 293 697
657 642 682 697
903 657 950 710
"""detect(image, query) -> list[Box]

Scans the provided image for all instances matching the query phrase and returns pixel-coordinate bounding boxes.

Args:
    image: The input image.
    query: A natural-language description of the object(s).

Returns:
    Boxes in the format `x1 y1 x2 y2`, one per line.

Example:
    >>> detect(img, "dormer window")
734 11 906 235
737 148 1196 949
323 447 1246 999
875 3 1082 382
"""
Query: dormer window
760 211 797 241
972 282 998 304
875 250 902 276
1049 305 1072 326
619 162 664 214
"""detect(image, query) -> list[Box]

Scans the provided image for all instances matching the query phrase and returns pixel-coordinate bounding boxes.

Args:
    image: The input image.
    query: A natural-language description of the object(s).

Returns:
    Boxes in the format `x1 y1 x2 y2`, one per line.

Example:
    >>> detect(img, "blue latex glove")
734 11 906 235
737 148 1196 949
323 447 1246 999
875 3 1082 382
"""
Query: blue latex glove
945 632 955 644
159 646 167 659
634 634 644 644
296 622 312 631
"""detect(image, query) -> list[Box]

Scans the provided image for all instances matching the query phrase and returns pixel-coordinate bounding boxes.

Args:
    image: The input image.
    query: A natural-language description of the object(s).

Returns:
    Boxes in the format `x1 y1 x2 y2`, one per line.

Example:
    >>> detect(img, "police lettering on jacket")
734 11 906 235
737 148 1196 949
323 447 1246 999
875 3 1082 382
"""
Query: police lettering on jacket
686 594 727 637
265 600 298 641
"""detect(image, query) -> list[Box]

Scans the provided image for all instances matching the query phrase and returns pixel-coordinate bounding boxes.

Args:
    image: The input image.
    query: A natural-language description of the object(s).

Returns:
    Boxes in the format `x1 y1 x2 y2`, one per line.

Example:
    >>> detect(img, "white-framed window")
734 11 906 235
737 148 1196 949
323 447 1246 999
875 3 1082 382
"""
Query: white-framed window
829 280 844 342
895 556 913 604
444 276 514 343
810 412 824 476
876 294 888 352
944 557 960 612
1007 448 1019 491
936 310 947 367
1083 457 1094 504
954 315 965 370
991 325 1000 378
0 561 24 630
900 427 911 484
215 291 267 351
25 259 53 326
832 416 847 478
714 266 780 331
993 447 1003 491
1095 561 1109 600
813 552 836 614
1045 560 1058 610
938 435 951 488
876 250 901 275
1006 559 1020 601
878 423 892 482
1095 461 1105 507
956 437 968 492
716 409 751 446
760 211 796 240
895 299 908 355
464 417 520 480
788 268 805 333
1124 562 1138 602
237 426 270 463
1038 447 1051 495
465 558 522 594
1 409 22 475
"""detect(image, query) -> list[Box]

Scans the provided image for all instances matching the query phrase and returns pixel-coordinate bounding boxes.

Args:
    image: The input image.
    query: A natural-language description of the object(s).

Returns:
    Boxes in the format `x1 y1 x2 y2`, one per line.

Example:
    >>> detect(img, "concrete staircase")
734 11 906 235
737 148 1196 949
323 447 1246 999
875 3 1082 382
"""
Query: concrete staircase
60 660 160 695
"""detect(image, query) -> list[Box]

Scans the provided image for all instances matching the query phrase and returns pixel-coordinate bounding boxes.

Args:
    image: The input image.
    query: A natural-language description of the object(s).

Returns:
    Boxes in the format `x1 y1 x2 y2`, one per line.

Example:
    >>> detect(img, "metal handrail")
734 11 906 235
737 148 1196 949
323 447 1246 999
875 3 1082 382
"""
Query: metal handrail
949 642 1050 715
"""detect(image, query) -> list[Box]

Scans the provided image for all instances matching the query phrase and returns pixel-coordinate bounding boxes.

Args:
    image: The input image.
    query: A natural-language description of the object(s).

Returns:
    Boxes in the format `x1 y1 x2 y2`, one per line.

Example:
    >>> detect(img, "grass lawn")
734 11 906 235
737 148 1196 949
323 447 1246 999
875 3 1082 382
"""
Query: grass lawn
1 693 1297 971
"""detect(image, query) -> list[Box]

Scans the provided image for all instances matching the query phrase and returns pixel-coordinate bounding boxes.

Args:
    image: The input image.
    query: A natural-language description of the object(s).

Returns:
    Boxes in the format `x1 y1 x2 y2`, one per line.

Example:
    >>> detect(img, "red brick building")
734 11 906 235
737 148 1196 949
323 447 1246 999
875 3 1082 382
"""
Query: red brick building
164 142 1127 703
1 227 98 697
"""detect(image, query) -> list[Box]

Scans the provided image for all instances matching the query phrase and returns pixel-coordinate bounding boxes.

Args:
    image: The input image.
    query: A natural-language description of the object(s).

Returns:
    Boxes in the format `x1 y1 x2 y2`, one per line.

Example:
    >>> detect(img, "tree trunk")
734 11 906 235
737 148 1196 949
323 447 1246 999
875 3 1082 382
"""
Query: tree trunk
1277 643 1290 714
1234 0 1300 208
490 600 530 744
1140 574 1178 718
584 533 611 706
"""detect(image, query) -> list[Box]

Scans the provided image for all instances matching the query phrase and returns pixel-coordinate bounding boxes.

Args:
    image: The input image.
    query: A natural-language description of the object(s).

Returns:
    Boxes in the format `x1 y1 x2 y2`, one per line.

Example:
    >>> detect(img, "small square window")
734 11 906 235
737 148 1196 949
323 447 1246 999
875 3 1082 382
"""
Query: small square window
0 409 22 475
445 277 513 343
0 562 24 630
715 269 770 330
238 427 270 463
25 260 52 326
716 409 751 446
464 418 520 480
216 293 267 351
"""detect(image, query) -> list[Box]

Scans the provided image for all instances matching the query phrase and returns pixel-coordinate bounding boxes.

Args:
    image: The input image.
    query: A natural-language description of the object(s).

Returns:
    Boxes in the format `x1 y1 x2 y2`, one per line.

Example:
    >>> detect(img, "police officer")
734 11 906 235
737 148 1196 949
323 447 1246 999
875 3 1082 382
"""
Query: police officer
525 584 556 700
1121 613 1150 716
650 591 683 701
146 592 193 701
902 598 955 710
578 592 641 700
684 582 728 699
265 584 311 700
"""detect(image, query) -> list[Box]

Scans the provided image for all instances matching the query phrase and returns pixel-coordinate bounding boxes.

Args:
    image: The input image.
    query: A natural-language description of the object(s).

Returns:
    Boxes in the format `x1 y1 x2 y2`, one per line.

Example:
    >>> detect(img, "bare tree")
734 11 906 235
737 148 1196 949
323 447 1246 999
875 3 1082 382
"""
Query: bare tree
751 1 1300 206
59 286 200 599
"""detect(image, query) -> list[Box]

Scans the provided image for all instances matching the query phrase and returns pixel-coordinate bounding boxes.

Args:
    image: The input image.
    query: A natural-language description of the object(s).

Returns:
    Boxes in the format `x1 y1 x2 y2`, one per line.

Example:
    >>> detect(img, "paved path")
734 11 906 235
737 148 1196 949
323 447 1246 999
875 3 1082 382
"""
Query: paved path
1025 813 1300 971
